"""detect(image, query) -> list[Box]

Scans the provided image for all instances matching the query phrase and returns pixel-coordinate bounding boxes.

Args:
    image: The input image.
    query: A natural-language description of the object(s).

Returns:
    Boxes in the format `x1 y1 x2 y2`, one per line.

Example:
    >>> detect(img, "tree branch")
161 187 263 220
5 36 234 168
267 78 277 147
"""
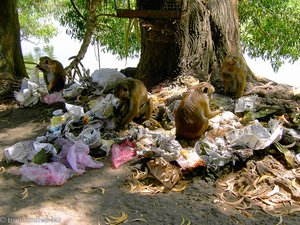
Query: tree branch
70 0 86 21
65 0 100 75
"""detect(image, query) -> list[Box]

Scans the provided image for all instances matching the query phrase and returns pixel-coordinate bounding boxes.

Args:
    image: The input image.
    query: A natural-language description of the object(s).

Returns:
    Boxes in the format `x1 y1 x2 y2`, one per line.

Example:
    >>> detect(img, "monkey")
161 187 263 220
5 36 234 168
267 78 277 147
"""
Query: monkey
174 82 222 140
36 56 66 93
113 78 153 129
219 54 247 99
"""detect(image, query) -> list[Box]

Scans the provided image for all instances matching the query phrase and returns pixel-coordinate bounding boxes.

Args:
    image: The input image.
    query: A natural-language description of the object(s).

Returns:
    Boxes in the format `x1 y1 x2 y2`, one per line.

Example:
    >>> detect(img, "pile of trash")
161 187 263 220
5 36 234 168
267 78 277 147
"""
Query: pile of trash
4 69 300 196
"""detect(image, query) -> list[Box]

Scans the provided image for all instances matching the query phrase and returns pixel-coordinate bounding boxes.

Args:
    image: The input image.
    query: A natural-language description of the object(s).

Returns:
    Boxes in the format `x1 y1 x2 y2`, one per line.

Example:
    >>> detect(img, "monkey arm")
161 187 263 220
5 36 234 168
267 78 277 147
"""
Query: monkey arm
118 99 140 128
139 98 153 120
203 98 221 119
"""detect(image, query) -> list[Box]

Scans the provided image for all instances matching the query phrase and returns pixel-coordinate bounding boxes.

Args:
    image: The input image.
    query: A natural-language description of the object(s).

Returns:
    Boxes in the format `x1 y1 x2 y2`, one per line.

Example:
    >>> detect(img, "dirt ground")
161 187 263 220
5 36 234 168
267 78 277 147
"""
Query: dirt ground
0 101 299 225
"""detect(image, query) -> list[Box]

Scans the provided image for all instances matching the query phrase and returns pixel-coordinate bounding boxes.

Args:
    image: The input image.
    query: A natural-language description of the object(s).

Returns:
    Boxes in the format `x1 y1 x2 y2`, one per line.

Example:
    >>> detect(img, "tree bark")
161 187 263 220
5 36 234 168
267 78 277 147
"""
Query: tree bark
135 0 242 90
0 0 27 98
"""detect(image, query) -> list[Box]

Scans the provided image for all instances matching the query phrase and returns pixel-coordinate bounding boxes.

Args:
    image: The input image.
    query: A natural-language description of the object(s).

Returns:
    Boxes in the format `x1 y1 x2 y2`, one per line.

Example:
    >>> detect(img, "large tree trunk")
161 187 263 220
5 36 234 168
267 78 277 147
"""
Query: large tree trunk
0 0 27 98
135 0 241 90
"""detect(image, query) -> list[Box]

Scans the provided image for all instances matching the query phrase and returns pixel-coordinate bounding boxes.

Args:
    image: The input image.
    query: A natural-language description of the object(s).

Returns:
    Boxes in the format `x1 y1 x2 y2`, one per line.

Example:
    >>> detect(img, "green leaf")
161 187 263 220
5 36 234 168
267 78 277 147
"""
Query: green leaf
32 149 48 164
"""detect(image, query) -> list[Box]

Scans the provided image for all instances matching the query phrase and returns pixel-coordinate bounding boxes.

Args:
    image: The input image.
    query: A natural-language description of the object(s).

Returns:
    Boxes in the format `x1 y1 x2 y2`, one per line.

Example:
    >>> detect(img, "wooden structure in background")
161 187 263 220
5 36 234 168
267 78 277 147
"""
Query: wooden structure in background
114 0 184 19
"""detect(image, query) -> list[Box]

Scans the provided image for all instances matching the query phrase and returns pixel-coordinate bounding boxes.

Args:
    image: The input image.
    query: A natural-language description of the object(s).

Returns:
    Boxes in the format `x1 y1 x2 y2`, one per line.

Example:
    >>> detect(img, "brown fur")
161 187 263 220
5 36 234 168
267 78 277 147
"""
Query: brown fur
37 56 66 93
175 82 221 140
219 54 247 98
114 78 153 129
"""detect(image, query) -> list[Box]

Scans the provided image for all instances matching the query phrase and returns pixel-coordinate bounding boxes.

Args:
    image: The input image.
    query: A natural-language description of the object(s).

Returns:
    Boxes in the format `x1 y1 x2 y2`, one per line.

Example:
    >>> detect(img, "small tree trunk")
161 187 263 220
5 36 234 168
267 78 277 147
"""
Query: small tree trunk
65 0 100 77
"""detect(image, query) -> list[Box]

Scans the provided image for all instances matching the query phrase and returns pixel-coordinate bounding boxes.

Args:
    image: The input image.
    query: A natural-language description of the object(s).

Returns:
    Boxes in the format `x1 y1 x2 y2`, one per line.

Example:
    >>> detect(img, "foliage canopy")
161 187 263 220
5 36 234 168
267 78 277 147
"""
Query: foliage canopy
17 0 66 43
238 0 300 71
18 0 300 70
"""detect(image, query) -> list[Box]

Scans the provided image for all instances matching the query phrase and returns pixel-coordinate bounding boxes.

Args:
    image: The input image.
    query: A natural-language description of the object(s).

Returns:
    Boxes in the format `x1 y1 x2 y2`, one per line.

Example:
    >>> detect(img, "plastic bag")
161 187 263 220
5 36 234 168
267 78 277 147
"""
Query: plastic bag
14 80 41 107
41 92 65 105
20 162 73 185
53 138 104 174
65 103 85 119
111 140 137 168
4 141 57 163
65 125 101 148
91 68 125 89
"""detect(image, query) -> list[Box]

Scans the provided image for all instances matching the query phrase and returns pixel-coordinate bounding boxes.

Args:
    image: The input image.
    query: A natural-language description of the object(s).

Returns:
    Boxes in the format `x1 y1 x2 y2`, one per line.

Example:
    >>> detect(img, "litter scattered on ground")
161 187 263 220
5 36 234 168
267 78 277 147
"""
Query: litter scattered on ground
5 71 300 217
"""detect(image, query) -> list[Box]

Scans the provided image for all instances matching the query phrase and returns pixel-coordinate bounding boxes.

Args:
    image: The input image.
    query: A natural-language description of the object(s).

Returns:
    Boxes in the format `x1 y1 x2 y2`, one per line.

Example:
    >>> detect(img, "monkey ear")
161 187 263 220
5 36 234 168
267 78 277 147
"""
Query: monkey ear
202 87 208 93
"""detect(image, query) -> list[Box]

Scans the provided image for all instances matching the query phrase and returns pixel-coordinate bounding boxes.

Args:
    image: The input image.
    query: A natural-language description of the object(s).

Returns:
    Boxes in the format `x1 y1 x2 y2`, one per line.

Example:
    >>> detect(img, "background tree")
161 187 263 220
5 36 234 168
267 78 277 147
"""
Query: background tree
18 0 64 43
133 0 300 88
238 0 300 71
60 0 140 60
1 0 299 99
134 0 241 88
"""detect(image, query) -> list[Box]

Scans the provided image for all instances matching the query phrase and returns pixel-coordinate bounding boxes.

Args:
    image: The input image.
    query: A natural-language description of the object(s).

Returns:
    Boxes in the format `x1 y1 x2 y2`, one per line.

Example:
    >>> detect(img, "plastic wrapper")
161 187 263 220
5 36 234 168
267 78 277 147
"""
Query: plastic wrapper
99 139 114 156
234 95 258 114
130 127 181 161
14 80 41 107
20 162 73 185
226 119 283 150
4 141 57 163
65 103 85 119
166 100 180 121
14 68 48 107
129 126 150 141
62 83 84 99
28 67 40 84
65 125 101 148
146 157 183 189
198 117 282 170
176 149 206 170
111 140 137 168
50 115 66 126
53 138 104 174
88 94 117 119
197 137 237 169
40 92 65 105
152 135 181 161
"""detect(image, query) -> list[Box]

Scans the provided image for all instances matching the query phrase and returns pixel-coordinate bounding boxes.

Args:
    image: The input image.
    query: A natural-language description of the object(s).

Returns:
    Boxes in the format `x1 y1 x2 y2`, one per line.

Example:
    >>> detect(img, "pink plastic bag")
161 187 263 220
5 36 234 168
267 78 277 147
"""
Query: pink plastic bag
111 140 137 168
53 138 104 174
41 92 65 105
19 162 73 185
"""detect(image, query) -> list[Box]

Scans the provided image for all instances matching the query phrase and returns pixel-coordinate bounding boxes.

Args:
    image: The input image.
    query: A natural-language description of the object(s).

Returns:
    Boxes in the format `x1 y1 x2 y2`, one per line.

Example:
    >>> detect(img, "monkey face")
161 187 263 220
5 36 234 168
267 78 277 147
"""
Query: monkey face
36 57 52 73
114 83 130 101
194 82 215 95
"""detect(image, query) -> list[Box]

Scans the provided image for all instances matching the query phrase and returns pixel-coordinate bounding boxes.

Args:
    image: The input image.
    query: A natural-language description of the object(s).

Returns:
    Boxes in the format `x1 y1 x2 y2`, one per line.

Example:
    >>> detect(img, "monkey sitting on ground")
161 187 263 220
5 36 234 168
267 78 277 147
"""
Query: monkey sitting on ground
219 54 247 99
36 56 66 93
175 82 222 140
114 78 153 129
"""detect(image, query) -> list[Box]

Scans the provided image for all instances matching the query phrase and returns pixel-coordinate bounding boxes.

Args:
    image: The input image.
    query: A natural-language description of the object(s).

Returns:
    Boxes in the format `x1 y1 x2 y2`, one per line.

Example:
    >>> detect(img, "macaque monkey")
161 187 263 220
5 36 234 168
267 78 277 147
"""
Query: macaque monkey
175 82 222 140
114 78 153 129
36 56 66 93
219 54 247 99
